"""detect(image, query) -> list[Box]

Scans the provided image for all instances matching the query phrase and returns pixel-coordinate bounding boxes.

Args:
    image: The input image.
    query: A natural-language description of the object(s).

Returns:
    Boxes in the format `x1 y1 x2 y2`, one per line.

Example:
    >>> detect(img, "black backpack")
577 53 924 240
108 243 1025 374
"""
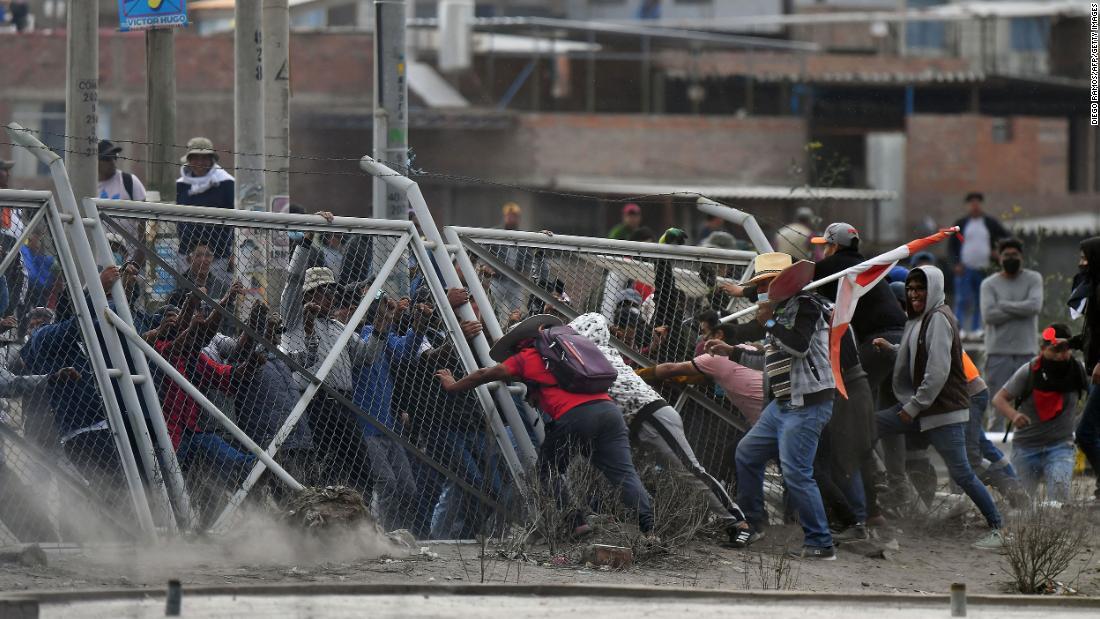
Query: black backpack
121 172 135 200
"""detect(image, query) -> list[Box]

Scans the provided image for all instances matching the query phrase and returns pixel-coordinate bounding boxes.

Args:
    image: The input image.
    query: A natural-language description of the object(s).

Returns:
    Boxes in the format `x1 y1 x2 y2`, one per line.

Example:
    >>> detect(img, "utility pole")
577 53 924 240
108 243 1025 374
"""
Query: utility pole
372 0 408 222
263 0 290 207
145 27 177 201
263 0 289 299
235 0 265 285
65 0 98 202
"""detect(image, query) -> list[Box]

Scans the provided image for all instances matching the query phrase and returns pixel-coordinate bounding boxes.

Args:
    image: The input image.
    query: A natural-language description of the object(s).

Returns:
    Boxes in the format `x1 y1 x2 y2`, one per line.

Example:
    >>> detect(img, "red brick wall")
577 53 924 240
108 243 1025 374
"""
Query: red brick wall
905 114 1069 228
405 114 806 186
0 29 373 182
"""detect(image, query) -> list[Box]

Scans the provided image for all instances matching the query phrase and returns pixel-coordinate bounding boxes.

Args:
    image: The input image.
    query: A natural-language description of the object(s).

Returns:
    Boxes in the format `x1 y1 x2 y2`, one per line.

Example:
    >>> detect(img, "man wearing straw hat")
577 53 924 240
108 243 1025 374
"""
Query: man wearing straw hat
706 252 838 560
176 137 235 283
435 314 655 539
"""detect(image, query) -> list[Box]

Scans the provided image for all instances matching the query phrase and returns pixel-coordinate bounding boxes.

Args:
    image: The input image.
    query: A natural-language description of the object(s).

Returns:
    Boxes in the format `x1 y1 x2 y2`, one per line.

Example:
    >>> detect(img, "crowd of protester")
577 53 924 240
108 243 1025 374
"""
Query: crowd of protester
1 152 1098 558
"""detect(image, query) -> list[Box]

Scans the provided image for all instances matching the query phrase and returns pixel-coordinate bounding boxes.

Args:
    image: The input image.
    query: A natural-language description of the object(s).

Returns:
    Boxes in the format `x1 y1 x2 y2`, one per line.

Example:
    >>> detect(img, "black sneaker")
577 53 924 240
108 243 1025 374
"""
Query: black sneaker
833 523 869 542
787 545 837 561
723 526 765 549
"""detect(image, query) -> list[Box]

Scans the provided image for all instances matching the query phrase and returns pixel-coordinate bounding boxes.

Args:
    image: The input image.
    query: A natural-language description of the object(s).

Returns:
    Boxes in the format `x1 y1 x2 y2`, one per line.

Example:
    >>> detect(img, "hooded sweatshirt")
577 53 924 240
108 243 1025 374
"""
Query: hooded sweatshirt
569 313 666 417
1078 237 1100 369
893 265 970 431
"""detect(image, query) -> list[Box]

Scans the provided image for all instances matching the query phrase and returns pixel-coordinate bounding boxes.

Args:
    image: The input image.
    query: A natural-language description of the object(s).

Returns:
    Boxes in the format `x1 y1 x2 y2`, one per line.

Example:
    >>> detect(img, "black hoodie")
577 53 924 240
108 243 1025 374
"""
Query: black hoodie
814 246 907 341
1078 237 1100 368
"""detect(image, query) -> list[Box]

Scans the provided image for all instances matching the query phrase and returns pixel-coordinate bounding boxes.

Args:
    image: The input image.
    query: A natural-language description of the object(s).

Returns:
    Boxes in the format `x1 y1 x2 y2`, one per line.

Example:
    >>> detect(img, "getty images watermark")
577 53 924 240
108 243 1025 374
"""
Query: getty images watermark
1093 3 1099 125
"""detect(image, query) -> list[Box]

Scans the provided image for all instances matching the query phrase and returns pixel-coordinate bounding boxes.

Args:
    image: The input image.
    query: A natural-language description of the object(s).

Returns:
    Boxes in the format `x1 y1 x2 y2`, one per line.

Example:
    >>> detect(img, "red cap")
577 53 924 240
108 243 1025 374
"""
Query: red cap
622 203 641 215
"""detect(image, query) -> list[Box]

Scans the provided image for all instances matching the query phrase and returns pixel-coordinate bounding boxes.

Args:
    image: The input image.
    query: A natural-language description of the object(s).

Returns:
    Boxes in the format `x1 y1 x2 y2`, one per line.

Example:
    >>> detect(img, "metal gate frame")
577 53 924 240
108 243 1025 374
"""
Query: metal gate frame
0 186 161 540
87 198 529 533
444 225 760 434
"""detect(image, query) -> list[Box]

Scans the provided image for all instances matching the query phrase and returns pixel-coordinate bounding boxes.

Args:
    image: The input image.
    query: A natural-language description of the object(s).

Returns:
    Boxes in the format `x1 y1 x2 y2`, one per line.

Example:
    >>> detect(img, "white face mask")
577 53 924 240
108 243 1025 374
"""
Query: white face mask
757 292 769 303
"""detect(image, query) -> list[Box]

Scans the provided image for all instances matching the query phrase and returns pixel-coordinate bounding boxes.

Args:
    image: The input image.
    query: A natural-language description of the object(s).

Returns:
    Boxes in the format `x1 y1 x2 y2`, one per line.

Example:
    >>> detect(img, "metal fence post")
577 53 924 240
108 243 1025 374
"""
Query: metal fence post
6 123 160 539
444 225 545 446
360 156 538 472
696 197 773 254
406 231 529 493
82 200 196 530
43 198 158 540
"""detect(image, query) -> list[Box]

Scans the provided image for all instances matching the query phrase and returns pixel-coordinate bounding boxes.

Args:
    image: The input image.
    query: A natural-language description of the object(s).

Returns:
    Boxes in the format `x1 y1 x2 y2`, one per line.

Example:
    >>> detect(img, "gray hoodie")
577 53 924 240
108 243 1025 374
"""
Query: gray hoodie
893 265 969 430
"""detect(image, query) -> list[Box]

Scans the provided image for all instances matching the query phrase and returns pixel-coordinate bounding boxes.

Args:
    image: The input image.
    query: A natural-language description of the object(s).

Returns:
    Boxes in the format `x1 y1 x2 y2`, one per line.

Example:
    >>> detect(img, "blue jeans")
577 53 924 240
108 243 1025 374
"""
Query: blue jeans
430 428 510 539
1077 385 1100 495
841 469 867 523
1011 443 1076 503
177 430 255 480
876 407 1003 529
965 390 1021 491
736 398 834 548
953 266 985 332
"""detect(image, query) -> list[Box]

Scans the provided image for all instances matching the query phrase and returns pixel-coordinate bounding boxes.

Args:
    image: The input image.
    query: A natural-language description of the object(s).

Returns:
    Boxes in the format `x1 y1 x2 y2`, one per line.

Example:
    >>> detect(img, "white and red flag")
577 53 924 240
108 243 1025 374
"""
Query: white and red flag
829 227 960 398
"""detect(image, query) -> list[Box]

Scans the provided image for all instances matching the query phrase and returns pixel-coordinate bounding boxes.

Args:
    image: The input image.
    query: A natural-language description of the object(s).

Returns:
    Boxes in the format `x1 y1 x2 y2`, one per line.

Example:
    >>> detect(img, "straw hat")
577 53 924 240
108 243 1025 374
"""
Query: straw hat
180 137 219 163
302 266 337 293
746 252 793 285
489 314 562 362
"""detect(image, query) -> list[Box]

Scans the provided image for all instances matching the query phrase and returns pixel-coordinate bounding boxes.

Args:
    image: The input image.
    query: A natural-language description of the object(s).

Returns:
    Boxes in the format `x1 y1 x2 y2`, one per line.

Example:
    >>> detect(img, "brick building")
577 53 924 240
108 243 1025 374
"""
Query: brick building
1 5 1094 244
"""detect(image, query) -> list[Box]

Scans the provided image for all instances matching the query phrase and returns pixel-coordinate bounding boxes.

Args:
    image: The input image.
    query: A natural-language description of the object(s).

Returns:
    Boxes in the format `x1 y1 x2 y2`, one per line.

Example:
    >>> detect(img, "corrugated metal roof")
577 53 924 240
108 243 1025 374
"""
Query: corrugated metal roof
637 1 1089 30
552 177 896 201
749 70 986 85
1009 212 1100 236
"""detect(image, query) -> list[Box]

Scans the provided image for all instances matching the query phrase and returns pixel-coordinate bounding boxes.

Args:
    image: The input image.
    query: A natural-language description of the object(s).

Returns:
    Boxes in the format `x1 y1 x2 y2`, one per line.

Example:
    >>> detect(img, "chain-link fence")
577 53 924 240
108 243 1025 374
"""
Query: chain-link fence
3 125 773 549
0 196 146 546
447 227 759 483
87 200 523 539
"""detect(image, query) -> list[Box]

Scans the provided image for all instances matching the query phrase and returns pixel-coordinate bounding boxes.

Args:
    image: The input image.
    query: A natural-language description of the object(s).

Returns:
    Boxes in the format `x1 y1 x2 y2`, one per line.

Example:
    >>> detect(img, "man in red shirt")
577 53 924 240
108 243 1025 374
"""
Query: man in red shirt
435 314 654 537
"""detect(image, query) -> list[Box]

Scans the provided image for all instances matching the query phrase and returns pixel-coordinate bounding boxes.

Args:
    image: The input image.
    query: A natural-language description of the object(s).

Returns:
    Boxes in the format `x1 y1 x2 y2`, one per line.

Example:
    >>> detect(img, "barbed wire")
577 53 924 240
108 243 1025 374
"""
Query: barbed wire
0 140 388 178
4 125 833 240
10 126 366 165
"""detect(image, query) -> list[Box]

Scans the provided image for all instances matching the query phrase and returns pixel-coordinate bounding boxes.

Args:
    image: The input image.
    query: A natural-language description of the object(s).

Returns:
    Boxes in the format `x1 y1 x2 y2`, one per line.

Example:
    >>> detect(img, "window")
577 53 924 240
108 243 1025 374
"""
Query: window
992 118 1013 144
11 101 111 177
905 0 947 50
1010 17 1049 52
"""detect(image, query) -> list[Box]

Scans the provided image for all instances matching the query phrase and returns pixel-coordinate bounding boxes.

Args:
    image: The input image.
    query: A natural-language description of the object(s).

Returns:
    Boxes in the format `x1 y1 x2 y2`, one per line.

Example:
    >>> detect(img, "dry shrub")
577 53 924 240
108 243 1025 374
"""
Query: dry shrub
642 463 711 553
515 456 711 560
742 549 800 591
1002 504 1095 594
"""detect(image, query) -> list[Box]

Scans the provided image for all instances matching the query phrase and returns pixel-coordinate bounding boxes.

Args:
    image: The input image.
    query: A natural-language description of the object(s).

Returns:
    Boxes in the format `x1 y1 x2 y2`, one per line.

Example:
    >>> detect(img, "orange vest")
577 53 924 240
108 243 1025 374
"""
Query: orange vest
961 351 981 383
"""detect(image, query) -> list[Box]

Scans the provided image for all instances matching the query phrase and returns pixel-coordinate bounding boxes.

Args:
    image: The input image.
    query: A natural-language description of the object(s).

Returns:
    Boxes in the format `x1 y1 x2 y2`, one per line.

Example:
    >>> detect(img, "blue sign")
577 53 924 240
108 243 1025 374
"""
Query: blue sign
118 0 188 31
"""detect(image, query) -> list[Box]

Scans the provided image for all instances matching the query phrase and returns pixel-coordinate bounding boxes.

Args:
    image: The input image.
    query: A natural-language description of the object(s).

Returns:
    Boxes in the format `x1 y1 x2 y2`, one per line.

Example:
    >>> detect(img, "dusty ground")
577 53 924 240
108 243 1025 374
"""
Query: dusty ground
2 516 1097 599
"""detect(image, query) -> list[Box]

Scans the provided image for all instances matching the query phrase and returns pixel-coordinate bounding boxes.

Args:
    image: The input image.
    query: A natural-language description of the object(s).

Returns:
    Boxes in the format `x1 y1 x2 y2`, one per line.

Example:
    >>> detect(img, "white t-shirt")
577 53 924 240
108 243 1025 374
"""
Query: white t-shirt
98 170 147 238
961 217 991 270
98 169 147 202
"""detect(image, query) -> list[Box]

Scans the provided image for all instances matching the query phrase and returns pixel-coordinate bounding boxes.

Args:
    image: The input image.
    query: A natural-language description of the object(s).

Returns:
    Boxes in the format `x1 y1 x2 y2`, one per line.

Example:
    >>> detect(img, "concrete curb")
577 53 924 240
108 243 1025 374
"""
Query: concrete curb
3 582 1100 609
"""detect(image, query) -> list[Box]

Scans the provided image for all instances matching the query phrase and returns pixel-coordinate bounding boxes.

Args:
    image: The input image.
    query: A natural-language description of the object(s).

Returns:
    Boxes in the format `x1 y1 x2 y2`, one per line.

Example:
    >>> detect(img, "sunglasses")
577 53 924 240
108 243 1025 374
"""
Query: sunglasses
1048 341 1070 353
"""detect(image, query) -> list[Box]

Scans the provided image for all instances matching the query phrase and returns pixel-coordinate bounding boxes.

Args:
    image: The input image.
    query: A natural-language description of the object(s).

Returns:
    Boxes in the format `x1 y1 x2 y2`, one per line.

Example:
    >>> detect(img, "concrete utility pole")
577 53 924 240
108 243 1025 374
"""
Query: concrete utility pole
372 0 409 221
65 0 98 202
145 28 177 201
235 0 265 284
262 0 289 300
263 0 290 208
